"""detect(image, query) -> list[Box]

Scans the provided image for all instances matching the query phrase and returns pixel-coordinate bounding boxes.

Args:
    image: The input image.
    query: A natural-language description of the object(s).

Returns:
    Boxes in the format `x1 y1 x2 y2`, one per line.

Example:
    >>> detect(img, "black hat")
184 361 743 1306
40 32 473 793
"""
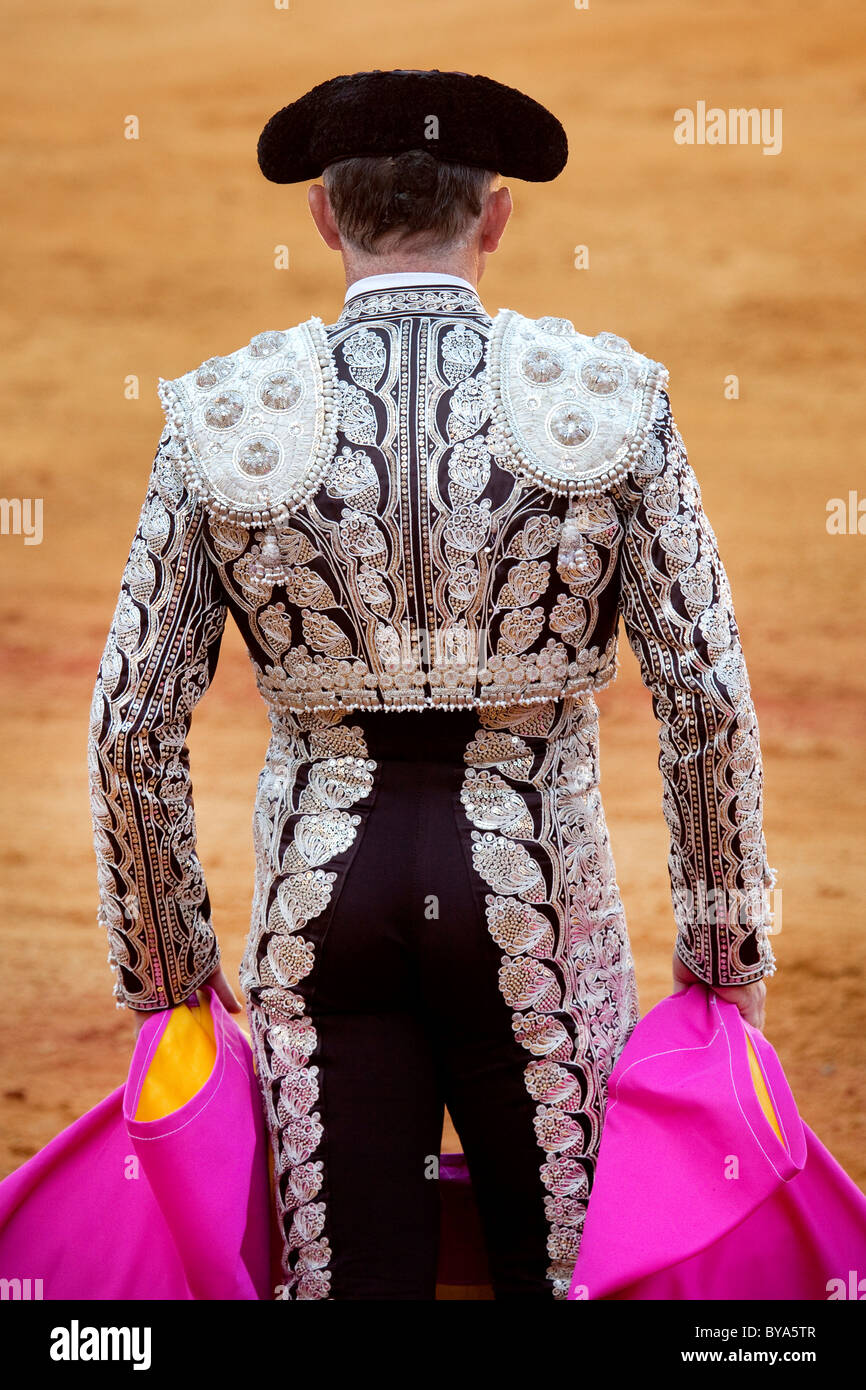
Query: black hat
257 69 568 183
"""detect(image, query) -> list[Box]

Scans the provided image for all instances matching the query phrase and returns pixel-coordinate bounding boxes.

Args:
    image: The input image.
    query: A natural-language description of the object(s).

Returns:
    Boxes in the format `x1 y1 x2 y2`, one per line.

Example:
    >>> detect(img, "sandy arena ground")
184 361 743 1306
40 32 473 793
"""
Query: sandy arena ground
1 0 864 1212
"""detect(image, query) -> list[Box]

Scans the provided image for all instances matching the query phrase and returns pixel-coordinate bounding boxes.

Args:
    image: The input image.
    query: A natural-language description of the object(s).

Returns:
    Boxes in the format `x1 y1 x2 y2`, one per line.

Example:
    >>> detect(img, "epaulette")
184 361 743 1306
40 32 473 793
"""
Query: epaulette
486 309 669 497
157 319 338 526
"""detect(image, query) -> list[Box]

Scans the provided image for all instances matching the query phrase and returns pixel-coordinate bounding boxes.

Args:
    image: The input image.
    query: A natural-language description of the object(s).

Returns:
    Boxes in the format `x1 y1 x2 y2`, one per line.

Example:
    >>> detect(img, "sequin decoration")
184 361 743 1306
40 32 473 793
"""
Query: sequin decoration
547 404 595 449
520 346 565 385
235 435 282 478
487 308 669 496
249 330 288 357
195 356 235 389
458 695 641 1298
342 327 387 389
89 287 777 1319
241 711 377 1300
204 391 246 430
259 371 304 412
157 317 339 528
579 357 627 397
613 391 778 986
88 430 227 1010
95 287 774 1030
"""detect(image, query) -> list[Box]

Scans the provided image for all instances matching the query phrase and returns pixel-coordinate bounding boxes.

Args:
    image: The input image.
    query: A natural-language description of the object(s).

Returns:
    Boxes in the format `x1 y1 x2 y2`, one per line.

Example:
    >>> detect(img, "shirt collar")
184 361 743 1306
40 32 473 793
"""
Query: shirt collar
343 270 480 303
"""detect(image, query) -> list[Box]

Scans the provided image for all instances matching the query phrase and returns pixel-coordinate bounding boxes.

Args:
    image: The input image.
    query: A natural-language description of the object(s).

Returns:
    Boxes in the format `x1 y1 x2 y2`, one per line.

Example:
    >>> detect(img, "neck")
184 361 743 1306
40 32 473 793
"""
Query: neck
342 247 481 294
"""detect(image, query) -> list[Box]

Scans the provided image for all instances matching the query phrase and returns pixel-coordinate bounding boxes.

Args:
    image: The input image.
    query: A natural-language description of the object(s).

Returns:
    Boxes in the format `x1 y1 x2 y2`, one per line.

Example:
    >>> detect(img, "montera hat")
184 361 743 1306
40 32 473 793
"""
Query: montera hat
257 69 568 183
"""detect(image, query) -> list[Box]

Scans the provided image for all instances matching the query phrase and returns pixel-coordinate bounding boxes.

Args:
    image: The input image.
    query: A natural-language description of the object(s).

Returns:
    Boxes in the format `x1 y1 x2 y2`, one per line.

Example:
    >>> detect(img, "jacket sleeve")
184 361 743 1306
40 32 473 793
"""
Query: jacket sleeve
615 389 777 986
87 423 228 1010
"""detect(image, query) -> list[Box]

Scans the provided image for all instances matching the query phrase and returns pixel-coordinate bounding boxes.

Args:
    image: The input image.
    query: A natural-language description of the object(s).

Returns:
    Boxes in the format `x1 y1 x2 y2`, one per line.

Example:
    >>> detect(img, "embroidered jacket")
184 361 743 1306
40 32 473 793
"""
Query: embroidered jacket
87 277 777 1011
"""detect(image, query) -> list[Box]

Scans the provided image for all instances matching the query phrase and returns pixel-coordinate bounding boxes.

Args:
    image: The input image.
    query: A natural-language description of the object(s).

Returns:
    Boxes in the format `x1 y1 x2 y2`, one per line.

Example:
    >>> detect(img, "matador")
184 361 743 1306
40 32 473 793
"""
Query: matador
87 69 777 1300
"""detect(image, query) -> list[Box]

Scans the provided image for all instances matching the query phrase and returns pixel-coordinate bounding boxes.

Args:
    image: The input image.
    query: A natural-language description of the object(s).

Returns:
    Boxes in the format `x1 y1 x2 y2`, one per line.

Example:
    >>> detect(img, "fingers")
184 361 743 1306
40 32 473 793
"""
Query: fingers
671 947 702 993
202 963 243 1014
131 1009 149 1039
668 962 769 1032
749 980 768 1032
218 981 243 1014
733 985 767 1032
750 994 767 1033
708 977 767 1033
214 970 243 1014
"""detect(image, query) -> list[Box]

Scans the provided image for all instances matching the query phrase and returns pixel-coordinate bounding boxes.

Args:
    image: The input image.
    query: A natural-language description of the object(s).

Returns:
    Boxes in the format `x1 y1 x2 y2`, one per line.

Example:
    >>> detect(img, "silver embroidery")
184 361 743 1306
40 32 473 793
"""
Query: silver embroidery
242 711 376 1300
87 431 227 1009
458 695 640 1298
613 393 777 985
88 288 776 1321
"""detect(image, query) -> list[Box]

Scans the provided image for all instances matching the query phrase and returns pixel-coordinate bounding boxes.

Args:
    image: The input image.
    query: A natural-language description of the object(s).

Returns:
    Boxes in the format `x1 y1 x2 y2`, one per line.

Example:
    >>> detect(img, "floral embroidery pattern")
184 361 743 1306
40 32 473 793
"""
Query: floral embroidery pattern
240 709 377 1300
458 694 640 1298
87 287 777 1309
88 430 227 1010
199 301 623 716
611 391 777 985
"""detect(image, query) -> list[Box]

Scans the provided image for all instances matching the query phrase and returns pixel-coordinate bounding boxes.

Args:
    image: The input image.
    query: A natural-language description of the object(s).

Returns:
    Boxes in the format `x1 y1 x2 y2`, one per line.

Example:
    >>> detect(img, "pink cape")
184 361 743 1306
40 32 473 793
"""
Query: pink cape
569 984 866 1300
0 988 272 1300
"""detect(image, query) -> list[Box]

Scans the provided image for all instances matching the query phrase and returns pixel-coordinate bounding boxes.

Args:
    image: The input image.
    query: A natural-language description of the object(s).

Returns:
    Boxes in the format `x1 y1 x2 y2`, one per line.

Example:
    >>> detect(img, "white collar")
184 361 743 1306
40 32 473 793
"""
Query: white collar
343 270 480 303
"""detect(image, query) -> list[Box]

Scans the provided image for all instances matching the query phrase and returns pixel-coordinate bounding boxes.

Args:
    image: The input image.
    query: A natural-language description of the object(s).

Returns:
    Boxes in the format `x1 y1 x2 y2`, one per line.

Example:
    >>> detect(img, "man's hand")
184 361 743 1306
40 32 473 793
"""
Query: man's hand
129 964 243 1040
201 963 243 1017
672 949 767 1031
130 1008 152 1039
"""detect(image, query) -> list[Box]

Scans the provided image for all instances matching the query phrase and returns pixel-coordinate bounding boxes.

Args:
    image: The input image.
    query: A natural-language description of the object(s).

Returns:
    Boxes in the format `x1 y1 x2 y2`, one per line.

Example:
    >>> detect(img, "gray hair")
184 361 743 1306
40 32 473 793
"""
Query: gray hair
322 150 498 254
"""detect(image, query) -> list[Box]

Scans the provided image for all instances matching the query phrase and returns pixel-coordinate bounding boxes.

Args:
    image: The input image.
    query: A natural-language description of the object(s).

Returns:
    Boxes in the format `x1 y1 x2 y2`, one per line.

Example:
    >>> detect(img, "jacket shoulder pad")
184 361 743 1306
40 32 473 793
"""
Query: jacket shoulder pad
486 309 669 497
157 319 338 526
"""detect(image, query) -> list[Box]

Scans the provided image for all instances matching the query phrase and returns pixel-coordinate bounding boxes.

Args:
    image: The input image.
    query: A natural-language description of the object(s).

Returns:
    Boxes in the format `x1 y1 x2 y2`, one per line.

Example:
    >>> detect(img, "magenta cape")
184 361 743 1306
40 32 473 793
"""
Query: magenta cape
569 984 866 1300
0 988 271 1300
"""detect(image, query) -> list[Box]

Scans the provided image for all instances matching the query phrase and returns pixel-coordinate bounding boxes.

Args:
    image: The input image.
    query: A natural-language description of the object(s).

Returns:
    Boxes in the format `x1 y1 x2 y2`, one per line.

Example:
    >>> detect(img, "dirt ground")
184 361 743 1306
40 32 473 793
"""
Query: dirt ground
1 0 864 1199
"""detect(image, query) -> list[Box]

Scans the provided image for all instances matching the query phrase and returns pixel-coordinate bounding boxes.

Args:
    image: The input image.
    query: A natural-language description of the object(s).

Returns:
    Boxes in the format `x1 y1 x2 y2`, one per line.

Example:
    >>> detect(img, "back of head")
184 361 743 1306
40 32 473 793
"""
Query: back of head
322 152 498 255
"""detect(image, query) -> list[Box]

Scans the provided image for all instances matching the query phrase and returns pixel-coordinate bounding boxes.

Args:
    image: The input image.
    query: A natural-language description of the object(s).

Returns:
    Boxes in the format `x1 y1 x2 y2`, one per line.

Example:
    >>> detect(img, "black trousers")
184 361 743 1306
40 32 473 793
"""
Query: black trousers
244 696 636 1300
307 710 550 1299
249 709 552 1300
